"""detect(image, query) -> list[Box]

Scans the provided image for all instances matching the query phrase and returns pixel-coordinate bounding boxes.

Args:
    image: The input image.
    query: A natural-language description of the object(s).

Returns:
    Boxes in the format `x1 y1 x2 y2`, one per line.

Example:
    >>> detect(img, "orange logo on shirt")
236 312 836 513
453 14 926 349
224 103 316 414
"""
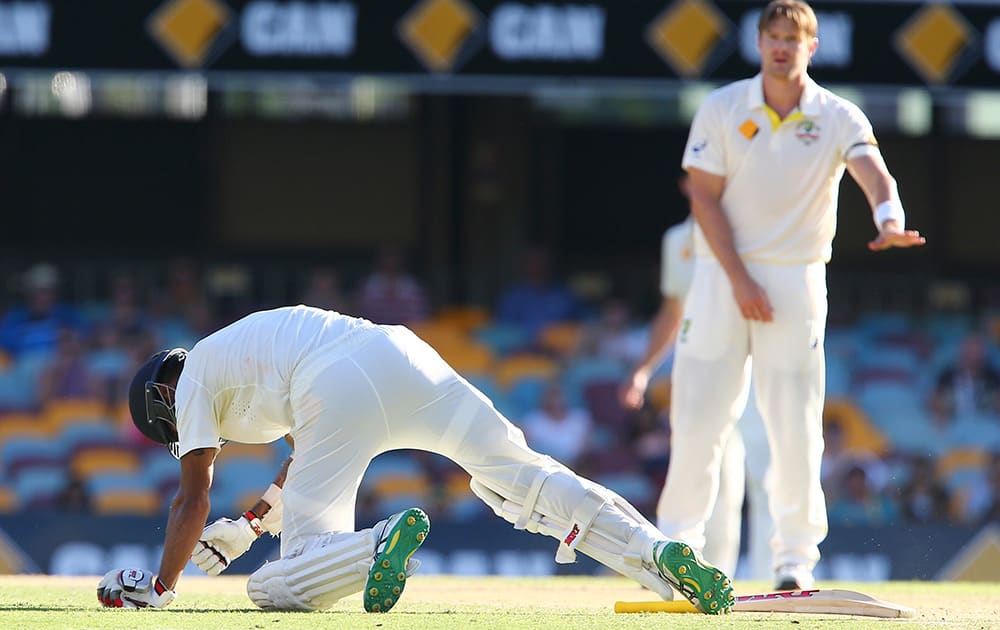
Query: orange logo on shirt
739 119 759 140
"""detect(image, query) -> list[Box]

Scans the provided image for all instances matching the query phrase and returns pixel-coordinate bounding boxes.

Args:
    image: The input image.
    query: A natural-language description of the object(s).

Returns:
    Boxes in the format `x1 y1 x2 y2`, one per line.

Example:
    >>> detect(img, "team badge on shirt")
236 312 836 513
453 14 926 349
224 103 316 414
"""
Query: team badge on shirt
795 121 820 145
691 139 708 156
738 119 759 140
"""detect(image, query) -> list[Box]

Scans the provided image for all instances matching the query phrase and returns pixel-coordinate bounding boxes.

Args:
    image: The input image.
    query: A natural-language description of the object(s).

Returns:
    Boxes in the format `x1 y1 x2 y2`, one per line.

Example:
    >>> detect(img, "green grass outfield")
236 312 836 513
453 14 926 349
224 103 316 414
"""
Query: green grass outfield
1 575 997 630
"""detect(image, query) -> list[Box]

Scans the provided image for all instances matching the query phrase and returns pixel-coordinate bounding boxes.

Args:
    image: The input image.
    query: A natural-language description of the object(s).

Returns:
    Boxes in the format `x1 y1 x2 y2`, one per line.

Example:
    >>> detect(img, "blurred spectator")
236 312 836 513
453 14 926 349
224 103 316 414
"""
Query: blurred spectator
897 456 951 523
356 247 430 325
520 382 592 466
0 263 81 358
104 271 152 343
87 325 133 408
576 297 645 364
148 257 217 349
496 246 580 338
36 328 99 402
631 405 671 483
827 464 899 527
930 333 1000 422
298 265 351 313
964 452 1000 523
820 420 850 486
55 472 92 513
820 419 889 492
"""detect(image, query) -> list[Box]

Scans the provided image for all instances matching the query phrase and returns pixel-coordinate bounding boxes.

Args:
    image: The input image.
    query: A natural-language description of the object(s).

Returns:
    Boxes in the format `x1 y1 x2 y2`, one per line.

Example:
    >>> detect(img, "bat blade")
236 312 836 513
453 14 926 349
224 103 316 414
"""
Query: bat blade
614 588 915 618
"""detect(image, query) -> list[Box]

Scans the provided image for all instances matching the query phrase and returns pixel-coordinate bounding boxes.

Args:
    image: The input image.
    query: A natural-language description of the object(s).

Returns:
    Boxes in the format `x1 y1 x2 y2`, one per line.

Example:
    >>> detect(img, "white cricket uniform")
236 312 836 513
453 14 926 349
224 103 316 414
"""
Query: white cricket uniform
659 73 879 573
655 219 773 579
176 305 670 601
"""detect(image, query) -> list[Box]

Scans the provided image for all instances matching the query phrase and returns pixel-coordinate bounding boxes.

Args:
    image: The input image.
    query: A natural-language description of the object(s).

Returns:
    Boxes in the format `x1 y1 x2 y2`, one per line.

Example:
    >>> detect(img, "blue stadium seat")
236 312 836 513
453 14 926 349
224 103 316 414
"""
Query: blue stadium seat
1 436 68 476
87 471 154 496
13 466 68 506
473 323 531 356
60 421 121 453
561 357 627 408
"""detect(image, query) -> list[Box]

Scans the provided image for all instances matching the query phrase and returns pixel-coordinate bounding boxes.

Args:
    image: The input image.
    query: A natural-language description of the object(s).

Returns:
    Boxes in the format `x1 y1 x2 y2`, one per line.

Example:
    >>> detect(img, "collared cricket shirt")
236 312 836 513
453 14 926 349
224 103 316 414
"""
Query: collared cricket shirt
682 73 880 265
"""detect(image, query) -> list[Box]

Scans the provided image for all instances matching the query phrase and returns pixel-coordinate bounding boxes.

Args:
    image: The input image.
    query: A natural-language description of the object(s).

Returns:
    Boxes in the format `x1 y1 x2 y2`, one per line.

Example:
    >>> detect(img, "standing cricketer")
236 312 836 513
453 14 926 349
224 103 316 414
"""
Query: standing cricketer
96 305 734 614
657 0 925 591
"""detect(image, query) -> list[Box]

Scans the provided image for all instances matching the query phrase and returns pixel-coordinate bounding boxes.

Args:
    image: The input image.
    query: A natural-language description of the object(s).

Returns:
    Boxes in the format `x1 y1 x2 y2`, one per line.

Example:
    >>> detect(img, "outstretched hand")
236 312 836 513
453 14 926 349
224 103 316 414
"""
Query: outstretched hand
868 229 926 251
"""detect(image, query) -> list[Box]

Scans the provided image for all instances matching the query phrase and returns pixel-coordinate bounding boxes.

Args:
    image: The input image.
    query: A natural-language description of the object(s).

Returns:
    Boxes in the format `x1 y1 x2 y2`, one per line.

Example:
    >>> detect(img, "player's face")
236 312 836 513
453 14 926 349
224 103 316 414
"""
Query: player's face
758 17 816 81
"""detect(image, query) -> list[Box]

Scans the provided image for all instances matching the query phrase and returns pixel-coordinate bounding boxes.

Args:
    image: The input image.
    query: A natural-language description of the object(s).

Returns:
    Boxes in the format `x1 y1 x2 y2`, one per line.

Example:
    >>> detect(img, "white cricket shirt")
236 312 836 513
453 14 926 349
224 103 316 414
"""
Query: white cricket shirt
661 217 695 299
681 73 880 265
175 305 376 457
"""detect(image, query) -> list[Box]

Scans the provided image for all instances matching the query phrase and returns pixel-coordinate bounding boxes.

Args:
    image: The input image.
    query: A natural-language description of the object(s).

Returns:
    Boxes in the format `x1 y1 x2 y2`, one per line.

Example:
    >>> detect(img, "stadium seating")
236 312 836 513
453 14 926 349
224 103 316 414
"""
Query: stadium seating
0 484 19 512
1 436 67 476
494 354 558 390
536 321 583 357
93 489 161 515
13 466 67 507
41 398 110 432
474 323 532 356
71 446 141 478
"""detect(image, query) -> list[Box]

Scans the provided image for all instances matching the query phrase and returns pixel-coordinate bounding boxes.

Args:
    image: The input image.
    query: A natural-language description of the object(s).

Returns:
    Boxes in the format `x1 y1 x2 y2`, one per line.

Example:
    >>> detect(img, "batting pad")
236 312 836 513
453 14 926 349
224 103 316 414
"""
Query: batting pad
470 470 675 601
247 530 373 611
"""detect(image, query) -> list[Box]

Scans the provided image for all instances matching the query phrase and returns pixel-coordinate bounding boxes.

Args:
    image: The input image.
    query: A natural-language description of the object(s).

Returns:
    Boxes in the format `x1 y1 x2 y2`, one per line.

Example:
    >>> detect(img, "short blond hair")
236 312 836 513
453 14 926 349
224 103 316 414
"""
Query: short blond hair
758 0 818 38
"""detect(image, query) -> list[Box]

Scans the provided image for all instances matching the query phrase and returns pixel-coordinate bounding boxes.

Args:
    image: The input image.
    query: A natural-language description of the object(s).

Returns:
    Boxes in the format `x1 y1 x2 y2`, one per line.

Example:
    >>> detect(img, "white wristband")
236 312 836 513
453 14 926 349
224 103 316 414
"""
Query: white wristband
873 200 905 231
259 483 283 535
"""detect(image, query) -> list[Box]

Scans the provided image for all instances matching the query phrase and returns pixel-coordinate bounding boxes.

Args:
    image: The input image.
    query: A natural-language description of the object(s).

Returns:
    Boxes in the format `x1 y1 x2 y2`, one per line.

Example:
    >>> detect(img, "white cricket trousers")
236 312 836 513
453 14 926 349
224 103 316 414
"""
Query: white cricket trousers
658 259 828 572
659 382 773 579
277 324 594 555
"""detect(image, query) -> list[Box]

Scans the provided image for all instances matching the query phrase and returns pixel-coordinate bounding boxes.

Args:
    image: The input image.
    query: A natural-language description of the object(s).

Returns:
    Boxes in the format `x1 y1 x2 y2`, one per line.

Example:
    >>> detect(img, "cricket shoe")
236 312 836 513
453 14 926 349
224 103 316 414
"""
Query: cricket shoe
653 541 734 614
364 507 430 613
774 564 814 591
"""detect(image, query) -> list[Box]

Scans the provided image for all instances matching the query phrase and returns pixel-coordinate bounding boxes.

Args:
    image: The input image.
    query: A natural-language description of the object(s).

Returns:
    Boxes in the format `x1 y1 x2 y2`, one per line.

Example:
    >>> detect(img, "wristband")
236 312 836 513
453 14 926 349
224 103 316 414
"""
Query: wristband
261 483 282 510
244 510 264 537
873 200 905 231
259 483 283 535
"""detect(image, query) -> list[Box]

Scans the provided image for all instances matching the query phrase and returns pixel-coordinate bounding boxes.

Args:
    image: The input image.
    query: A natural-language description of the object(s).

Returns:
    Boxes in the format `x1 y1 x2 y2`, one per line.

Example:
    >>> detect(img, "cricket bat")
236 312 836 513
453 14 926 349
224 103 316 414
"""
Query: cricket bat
614 588 915 618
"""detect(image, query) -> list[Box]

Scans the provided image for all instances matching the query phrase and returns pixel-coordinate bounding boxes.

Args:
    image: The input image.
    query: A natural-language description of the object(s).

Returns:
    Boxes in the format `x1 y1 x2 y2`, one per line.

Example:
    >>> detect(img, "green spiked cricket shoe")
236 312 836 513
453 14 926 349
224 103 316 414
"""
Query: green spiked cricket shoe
654 540 734 614
364 507 430 613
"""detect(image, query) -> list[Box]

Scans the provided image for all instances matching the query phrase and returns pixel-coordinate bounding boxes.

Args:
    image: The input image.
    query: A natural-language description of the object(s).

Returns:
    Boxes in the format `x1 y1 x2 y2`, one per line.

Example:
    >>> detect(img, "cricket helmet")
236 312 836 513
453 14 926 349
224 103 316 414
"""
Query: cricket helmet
128 348 187 458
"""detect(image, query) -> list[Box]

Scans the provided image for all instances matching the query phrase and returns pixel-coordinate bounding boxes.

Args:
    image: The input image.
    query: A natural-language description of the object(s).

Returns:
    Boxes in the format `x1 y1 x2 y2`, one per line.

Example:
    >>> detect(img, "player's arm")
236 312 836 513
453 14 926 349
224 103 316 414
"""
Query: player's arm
846 153 926 251
191 435 294 576
687 167 773 321
621 295 683 409
159 447 217 588
96 447 215 609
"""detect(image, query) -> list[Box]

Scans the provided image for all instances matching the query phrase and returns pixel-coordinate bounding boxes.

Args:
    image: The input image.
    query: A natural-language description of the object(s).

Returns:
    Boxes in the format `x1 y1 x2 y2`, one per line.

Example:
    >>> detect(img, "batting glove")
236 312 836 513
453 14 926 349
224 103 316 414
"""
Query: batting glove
97 568 176 608
192 511 263 576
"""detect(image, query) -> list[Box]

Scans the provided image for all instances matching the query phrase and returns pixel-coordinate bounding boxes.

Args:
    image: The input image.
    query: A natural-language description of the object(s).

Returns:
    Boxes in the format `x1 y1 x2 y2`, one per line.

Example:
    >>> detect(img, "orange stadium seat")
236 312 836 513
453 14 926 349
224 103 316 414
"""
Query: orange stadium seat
0 416 51 443
936 447 989 490
823 398 889 456
431 306 492 333
94 489 161 515
215 442 275 465
408 321 468 350
0 485 19 513
437 341 495 376
71 447 141 478
647 378 671 412
536 321 583 357
42 398 111 432
494 353 559 390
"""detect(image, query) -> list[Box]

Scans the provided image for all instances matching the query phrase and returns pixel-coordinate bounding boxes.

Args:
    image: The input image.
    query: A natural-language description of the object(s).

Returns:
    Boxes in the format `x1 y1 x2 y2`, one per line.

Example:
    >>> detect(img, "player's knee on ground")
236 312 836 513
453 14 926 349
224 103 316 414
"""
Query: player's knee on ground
247 531 373 611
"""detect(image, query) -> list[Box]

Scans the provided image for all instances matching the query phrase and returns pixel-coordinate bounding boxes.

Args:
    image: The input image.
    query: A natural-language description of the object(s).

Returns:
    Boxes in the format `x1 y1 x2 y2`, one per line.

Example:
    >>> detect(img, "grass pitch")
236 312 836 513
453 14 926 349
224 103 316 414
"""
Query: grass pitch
1 575 997 630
